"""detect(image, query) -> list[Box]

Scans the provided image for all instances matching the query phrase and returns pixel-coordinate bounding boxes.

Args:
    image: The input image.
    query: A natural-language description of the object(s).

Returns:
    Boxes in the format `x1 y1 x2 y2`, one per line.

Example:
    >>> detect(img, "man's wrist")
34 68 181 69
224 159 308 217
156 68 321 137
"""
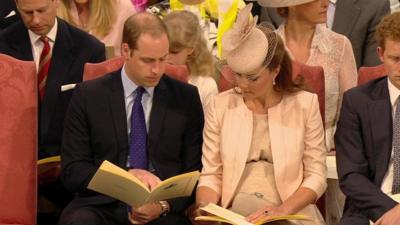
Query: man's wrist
158 201 170 216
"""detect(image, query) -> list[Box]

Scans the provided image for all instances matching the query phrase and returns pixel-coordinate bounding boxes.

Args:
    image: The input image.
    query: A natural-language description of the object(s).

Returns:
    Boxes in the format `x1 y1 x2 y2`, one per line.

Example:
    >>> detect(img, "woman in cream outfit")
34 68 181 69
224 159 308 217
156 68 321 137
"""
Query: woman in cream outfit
194 4 327 225
164 11 218 108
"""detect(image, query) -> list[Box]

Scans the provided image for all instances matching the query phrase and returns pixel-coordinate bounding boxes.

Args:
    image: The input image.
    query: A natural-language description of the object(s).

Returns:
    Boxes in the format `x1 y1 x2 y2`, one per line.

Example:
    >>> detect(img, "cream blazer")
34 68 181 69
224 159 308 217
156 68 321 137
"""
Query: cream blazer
198 89 327 213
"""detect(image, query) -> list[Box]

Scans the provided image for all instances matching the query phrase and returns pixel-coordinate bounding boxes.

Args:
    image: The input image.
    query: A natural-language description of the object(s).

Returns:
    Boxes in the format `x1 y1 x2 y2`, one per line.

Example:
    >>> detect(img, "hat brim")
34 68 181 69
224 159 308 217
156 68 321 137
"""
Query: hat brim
257 0 315 7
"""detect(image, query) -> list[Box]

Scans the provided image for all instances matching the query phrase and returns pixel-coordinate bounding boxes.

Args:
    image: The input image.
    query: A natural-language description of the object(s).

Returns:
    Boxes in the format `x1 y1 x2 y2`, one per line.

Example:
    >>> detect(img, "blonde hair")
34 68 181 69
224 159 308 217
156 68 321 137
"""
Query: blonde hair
57 0 117 38
164 11 215 77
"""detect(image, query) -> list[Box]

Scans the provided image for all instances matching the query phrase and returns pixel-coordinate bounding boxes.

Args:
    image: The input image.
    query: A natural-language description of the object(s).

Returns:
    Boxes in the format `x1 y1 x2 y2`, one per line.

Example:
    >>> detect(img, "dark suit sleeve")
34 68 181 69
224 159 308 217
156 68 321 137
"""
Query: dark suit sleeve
362 0 390 67
61 83 98 193
167 87 204 213
335 91 397 222
90 41 106 63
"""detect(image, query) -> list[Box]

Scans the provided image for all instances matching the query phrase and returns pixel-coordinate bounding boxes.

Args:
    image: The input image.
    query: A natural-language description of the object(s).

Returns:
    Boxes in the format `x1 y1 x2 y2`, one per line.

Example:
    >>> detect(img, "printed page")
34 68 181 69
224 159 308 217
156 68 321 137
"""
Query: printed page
87 160 150 207
146 171 200 203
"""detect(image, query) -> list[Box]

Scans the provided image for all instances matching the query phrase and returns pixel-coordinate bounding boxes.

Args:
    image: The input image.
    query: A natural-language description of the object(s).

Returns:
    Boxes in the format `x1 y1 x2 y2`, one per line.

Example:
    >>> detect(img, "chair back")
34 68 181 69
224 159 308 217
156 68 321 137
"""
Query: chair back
84 58 190 83
0 53 37 225
165 64 189 83
217 65 235 92
83 57 124 81
292 61 325 124
358 64 387 85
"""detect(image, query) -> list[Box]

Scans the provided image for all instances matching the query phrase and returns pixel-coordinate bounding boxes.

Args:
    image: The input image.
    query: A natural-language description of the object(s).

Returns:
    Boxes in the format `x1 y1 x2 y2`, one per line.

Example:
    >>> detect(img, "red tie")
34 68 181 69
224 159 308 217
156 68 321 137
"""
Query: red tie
37 36 51 100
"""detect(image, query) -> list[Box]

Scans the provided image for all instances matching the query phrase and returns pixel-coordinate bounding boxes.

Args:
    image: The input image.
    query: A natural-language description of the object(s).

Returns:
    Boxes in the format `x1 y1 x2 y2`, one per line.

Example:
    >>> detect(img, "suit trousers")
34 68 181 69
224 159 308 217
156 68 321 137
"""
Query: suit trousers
58 200 191 225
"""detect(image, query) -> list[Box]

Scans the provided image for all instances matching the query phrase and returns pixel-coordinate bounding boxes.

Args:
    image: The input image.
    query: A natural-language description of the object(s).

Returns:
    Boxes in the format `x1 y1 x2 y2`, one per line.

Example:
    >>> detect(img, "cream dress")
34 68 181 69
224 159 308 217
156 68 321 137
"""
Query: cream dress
230 113 323 225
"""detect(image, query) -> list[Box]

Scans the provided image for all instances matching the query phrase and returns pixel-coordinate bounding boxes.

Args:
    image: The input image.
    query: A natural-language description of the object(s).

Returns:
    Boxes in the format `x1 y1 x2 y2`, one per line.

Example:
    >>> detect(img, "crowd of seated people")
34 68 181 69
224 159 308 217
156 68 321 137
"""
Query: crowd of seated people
0 0 399 225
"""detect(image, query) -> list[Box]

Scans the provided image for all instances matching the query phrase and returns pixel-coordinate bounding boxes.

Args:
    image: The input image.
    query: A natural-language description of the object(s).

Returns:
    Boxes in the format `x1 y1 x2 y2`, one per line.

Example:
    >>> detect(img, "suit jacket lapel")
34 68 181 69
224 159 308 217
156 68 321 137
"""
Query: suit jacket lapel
368 78 393 185
231 101 252 194
40 19 77 139
108 71 129 166
268 98 289 199
333 0 360 36
148 76 169 157
223 98 252 206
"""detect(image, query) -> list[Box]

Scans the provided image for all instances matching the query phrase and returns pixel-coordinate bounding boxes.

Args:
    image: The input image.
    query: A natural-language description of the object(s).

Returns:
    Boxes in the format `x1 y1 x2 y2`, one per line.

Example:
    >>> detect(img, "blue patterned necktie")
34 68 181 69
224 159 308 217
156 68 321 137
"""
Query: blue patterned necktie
129 86 148 169
392 97 400 194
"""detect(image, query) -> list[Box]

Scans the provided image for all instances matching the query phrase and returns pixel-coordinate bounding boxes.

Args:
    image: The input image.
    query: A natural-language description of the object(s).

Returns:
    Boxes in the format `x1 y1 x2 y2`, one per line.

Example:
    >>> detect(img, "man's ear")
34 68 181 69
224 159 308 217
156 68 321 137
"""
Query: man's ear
121 43 131 58
377 46 385 63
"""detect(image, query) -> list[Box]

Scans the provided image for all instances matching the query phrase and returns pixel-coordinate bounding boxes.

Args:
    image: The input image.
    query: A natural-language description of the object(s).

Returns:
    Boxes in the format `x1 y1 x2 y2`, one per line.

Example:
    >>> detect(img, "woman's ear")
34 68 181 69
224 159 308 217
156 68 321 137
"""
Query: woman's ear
186 47 195 56
272 65 281 80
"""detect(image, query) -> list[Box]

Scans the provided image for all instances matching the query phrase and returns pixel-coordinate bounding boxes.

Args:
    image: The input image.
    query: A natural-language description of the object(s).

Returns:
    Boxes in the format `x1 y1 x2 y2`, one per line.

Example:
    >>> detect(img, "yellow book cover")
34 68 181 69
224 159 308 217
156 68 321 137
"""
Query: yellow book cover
195 203 312 225
87 160 200 207
37 155 61 175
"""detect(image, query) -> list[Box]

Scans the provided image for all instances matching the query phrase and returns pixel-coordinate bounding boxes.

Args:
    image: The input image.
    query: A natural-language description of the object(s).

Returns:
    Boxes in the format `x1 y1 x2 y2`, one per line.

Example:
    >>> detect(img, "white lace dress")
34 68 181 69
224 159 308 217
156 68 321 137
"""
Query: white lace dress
277 24 358 151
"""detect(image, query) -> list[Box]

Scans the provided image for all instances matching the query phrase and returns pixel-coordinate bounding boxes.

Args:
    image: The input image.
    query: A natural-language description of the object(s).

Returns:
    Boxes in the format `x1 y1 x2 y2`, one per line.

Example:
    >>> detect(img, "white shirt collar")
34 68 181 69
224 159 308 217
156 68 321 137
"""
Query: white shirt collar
330 0 337 4
388 78 400 107
28 18 58 44
121 64 155 99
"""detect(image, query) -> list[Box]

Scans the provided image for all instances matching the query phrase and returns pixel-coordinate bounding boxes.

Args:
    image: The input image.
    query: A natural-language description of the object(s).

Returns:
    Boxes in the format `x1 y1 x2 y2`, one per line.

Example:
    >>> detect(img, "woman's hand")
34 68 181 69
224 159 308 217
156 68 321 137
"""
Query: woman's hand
246 205 290 224
188 202 215 225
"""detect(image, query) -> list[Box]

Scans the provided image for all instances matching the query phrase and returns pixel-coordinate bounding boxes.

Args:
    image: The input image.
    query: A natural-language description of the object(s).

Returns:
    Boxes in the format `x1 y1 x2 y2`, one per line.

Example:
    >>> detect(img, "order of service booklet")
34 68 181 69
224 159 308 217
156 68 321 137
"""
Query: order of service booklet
37 155 61 175
195 203 312 225
87 160 200 207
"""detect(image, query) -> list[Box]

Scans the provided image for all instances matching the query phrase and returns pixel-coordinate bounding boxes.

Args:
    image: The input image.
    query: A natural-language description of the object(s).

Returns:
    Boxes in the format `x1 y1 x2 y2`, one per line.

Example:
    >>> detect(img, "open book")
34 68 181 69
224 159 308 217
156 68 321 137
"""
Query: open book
195 203 311 225
37 155 61 175
87 160 200 207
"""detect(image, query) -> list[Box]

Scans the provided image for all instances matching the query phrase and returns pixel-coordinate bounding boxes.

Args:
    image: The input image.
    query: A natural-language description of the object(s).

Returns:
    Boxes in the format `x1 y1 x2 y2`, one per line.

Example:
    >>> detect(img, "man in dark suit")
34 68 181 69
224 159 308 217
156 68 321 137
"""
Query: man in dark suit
59 12 204 225
0 0 106 158
335 12 400 225
259 0 390 69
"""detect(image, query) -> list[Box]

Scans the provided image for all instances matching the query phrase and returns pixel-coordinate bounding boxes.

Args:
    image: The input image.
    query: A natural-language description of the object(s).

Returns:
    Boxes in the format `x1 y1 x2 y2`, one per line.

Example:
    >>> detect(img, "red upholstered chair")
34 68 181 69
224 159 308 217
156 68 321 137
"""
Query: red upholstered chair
358 64 387 85
292 61 325 124
0 54 37 225
217 65 235 92
83 56 124 81
165 64 189 83
83 57 190 83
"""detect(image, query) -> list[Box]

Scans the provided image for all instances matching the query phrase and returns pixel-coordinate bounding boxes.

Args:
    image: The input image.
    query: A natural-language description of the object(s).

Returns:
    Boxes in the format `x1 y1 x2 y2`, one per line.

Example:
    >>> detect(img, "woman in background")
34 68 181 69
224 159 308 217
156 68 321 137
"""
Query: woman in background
193 4 327 225
58 0 135 57
164 11 218 107
257 0 358 151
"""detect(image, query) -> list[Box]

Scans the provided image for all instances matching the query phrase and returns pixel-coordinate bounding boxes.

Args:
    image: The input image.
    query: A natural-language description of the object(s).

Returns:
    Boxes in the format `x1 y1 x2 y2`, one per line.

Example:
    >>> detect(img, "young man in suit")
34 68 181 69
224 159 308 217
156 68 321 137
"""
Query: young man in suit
335 12 400 225
259 0 390 69
59 12 204 225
